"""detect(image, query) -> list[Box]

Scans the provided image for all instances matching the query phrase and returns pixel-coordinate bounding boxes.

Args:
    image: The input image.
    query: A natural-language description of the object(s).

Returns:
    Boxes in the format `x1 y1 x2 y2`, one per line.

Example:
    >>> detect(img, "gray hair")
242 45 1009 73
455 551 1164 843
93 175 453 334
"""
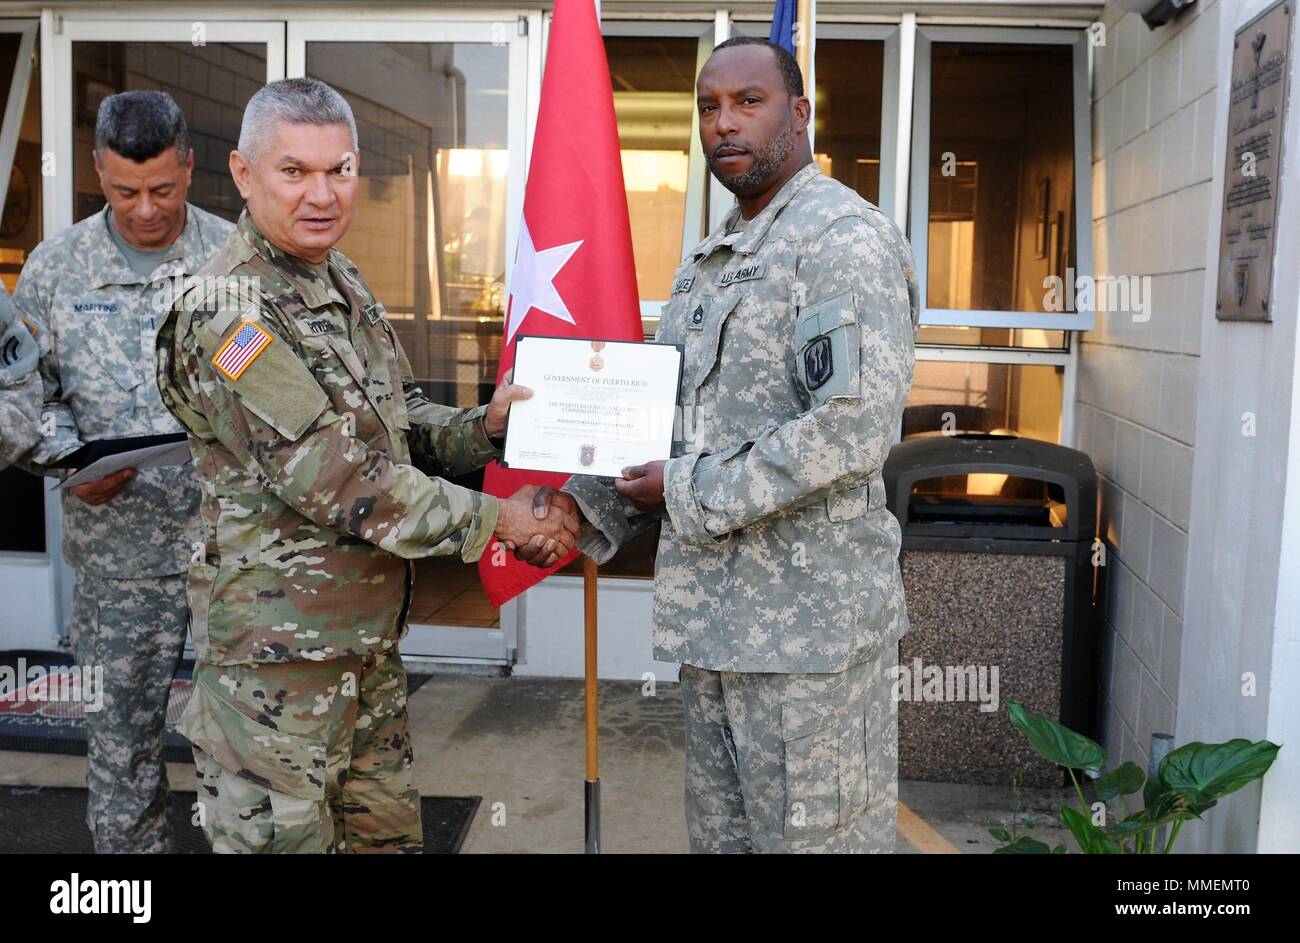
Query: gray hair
237 78 358 164
95 90 190 162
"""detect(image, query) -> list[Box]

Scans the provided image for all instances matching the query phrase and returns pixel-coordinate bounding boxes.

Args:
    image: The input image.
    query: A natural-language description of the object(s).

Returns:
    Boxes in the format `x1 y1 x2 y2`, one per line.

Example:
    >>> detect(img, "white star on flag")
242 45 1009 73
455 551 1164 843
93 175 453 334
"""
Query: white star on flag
505 219 583 343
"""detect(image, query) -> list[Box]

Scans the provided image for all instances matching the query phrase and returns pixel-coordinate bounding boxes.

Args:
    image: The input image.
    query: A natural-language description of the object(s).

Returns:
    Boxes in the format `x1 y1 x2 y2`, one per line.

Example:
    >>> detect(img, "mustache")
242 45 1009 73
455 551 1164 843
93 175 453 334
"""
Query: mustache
710 143 751 159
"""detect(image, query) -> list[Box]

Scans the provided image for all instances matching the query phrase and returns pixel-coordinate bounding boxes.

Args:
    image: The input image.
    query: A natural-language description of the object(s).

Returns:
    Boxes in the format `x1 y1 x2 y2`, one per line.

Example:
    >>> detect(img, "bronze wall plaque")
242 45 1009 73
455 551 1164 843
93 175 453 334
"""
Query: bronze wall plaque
1217 0 1294 322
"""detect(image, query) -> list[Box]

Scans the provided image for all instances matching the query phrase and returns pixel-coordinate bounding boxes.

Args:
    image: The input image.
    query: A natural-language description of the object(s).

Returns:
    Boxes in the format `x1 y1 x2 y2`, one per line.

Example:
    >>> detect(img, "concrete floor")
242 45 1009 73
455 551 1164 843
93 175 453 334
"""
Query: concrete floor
0 668 1080 854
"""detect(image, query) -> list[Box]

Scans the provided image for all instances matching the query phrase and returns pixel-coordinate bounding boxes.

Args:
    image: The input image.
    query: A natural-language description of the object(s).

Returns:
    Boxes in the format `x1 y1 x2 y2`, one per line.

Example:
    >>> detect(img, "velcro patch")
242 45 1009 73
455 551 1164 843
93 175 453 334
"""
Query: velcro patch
72 302 120 315
717 261 767 286
672 274 695 294
212 321 273 380
804 335 834 390
301 316 344 336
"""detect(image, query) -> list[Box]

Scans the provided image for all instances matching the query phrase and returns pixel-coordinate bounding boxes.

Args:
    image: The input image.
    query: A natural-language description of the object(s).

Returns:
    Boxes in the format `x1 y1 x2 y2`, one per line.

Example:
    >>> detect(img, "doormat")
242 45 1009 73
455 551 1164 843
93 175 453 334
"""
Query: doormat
0 651 432 763
0 786 479 854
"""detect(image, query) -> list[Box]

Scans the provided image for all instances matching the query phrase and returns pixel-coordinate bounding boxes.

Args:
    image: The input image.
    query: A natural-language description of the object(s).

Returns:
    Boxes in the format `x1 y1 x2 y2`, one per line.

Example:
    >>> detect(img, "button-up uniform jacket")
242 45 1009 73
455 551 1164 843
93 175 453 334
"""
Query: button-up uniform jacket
156 211 501 666
565 163 920 673
15 204 234 577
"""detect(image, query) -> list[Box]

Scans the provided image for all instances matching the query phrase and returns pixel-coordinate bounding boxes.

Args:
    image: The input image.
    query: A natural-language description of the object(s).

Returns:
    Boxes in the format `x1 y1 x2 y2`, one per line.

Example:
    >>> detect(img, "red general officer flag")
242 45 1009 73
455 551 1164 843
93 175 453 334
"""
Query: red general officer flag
478 0 643 607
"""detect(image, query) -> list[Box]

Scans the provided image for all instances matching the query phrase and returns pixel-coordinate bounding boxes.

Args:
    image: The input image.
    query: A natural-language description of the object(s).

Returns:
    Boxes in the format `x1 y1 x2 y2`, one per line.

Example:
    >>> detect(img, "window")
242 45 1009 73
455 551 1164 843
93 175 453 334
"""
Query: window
303 35 516 628
906 359 1065 443
606 34 697 305
810 36 886 204
71 41 268 223
0 21 41 554
911 28 1093 331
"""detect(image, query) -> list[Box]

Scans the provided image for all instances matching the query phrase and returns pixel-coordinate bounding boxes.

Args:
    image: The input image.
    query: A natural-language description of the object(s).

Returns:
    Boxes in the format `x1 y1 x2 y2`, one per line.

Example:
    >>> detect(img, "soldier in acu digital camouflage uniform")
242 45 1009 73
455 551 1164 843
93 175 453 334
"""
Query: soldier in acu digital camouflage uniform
0 284 41 468
529 38 920 853
15 91 234 853
155 78 577 854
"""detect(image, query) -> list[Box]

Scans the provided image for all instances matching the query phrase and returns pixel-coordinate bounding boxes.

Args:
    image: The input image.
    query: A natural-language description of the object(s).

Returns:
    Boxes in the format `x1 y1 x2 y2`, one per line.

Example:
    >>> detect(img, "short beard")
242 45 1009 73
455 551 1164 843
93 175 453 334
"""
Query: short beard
708 122 795 196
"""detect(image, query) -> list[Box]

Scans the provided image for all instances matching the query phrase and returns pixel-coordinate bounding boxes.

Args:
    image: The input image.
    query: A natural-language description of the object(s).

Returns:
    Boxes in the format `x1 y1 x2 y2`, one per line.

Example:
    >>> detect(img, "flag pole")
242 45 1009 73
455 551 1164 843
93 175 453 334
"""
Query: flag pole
589 0 605 858
797 0 816 153
583 554 601 854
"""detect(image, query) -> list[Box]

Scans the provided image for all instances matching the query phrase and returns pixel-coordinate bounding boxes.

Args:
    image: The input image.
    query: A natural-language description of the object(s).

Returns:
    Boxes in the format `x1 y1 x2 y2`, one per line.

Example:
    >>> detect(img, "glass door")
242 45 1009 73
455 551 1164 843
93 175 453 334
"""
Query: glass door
44 16 286 642
0 19 51 652
288 16 530 663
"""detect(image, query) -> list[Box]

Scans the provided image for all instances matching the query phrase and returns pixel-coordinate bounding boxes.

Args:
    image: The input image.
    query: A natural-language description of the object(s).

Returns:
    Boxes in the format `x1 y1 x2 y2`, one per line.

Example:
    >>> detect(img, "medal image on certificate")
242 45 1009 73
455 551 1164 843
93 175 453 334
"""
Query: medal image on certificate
502 335 683 478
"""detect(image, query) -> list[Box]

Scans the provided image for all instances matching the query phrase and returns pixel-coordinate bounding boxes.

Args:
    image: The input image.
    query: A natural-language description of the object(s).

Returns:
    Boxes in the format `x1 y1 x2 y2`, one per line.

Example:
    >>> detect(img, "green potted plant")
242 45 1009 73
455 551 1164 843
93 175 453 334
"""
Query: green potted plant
990 699 1280 854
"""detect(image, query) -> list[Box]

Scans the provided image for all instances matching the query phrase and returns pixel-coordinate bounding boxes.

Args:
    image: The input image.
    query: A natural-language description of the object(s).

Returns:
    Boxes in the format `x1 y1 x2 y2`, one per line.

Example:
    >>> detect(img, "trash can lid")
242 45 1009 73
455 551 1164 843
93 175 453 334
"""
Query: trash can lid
883 433 1098 541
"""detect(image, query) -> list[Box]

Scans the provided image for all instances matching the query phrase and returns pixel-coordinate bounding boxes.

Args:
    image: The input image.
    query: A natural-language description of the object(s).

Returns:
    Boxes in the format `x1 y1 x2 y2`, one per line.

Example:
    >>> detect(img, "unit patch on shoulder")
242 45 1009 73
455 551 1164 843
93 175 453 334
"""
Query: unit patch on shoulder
212 321 273 380
803 335 834 390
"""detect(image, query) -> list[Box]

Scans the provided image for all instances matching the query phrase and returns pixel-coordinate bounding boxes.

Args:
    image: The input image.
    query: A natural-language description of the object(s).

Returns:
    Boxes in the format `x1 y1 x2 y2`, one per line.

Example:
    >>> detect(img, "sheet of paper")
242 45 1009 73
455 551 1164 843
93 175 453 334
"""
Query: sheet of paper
504 336 682 478
58 439 192 490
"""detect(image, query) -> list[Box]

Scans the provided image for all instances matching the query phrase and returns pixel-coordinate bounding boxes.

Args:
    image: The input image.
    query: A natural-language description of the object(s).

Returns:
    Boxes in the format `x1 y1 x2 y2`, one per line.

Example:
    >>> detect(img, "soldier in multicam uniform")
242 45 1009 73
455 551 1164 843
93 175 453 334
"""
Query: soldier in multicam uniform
14 91 234 853
529 38 920 853
155 78 577 854
0 284 41 468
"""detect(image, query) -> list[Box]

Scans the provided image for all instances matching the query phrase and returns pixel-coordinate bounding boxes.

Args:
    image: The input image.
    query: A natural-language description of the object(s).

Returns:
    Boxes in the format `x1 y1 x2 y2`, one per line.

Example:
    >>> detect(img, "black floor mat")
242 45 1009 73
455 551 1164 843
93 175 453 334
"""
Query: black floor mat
0 786 479 854
0 651 431 763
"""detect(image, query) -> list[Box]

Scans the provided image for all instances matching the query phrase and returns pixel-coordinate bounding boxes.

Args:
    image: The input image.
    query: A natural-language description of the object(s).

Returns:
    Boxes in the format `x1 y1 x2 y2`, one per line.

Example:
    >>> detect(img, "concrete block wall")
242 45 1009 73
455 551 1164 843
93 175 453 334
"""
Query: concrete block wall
1077 0 1219 773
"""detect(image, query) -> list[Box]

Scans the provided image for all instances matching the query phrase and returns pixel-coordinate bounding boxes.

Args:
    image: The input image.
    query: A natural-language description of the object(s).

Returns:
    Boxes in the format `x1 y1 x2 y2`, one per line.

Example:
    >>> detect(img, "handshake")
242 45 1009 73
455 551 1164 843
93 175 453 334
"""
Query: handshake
489 462 667 568
493 485 585 569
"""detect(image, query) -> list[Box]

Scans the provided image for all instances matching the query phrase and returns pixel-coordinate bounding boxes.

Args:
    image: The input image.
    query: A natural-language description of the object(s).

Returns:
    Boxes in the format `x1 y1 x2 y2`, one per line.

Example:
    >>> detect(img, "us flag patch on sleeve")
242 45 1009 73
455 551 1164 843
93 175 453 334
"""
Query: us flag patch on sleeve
212 321 273 380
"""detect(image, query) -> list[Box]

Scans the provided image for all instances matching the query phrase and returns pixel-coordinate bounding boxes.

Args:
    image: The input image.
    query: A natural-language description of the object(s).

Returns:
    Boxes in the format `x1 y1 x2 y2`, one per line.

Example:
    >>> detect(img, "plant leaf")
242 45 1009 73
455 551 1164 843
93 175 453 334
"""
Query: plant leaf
1158 740 1281 804
989 827 1010 843
1095 761 1145 801
1060 805 1118 854
1006 699 1107 770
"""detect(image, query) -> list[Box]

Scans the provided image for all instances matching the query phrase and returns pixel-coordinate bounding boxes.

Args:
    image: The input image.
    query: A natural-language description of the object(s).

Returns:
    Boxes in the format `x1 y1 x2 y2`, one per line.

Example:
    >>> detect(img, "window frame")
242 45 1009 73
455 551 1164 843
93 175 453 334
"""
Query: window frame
730 19 905 226
913 343 1077 445
910 24 1095 331
44 16 287 237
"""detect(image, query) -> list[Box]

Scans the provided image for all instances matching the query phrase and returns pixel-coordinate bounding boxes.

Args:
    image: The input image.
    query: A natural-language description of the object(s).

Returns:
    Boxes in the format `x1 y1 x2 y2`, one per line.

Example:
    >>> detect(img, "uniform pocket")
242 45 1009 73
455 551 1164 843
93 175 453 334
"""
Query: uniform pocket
179 669 329 802
780 675 851 839
794 292 860 403
683 291 740 391
185 563 218 661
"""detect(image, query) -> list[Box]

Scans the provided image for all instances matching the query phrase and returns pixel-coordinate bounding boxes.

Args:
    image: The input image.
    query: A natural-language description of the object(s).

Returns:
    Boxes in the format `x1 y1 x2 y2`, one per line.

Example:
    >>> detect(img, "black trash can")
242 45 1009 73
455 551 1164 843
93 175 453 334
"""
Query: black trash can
884 433 1099 787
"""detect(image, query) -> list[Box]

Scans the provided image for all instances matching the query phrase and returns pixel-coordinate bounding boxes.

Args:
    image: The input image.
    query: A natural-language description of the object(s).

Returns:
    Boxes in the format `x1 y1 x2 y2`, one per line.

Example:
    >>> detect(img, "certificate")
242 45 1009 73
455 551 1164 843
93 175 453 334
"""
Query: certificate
56 433 191 490
503 335 683 478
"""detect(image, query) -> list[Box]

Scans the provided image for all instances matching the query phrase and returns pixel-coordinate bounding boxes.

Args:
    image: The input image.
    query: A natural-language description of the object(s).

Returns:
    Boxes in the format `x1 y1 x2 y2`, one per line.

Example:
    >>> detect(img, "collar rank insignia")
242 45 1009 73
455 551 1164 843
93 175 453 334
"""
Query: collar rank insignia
212 321 273 381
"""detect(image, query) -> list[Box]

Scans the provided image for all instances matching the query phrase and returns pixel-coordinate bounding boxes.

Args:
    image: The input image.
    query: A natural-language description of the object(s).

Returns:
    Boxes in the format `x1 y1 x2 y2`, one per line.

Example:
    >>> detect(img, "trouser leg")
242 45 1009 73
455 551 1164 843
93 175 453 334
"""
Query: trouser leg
72 572 187 854
340 648 422 853
183 658 358 854
679 663 753 853
688 647 900 854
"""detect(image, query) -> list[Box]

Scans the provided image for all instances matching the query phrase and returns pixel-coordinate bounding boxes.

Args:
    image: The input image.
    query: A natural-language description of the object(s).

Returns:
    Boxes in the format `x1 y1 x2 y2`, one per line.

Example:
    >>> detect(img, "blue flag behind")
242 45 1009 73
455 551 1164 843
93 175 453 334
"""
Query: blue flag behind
769 0 796 53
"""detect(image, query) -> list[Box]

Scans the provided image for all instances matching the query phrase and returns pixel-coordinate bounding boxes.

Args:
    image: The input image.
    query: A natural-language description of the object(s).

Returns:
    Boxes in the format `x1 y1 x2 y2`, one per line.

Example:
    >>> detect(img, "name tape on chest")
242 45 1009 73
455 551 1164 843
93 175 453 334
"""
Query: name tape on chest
72 302 121 316
672 274 695 294
212 321 273 380
303 316 344 336
717 261 767 287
